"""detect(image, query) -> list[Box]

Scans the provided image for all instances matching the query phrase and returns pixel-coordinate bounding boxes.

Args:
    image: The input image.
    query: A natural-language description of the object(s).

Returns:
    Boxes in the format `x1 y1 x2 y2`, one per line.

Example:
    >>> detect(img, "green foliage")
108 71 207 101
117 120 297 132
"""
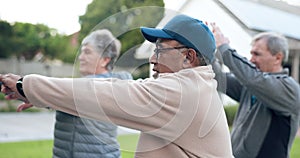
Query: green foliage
79 0 122 40
0 21 13 36
0 93 5 100
79 0 164 51
43 33 76 61
0 20 75 63
43 34 66 59
224 104 238 126
0 21 14 58
58 46 78 64
12 22 51 59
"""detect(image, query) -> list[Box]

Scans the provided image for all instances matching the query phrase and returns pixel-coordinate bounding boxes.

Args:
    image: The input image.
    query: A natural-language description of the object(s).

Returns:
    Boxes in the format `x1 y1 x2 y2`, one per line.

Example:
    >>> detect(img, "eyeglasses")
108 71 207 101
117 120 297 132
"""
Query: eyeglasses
153 46 188 58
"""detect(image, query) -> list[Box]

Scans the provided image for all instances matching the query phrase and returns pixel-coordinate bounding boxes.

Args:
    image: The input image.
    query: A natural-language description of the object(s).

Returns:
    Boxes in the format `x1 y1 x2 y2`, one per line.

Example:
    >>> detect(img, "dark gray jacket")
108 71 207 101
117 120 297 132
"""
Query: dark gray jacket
53 72 132 158
215 44 300 158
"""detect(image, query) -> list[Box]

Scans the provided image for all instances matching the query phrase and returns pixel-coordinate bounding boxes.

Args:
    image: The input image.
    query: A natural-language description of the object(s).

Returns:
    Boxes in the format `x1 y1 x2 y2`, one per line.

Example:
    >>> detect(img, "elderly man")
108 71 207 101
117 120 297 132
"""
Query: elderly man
1 15 233 158
211 23 300 158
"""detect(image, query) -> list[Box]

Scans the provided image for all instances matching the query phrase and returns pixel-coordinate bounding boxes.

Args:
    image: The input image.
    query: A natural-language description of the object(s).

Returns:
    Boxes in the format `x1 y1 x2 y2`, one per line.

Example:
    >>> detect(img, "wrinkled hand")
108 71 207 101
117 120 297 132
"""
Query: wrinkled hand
0 73 29 104
210 22 230 47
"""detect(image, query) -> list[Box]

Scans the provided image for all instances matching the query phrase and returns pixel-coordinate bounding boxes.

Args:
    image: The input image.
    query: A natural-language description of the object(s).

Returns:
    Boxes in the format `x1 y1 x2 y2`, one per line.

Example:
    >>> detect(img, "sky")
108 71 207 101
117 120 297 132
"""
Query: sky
0 0 92 35
281 0 300 6
0 0 182 35
1 0 298 35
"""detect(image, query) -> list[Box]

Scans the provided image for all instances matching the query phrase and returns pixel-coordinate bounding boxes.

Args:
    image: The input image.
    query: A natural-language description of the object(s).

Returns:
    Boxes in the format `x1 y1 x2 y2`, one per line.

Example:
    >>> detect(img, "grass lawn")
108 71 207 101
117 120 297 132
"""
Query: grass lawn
0 134 299 158
0 134 139 158
0 140 52 158
291 136 300 158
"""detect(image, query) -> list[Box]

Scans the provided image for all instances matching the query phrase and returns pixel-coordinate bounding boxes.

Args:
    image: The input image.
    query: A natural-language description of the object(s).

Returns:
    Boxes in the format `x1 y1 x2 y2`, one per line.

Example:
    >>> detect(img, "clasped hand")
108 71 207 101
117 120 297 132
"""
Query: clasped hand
0 73 33 111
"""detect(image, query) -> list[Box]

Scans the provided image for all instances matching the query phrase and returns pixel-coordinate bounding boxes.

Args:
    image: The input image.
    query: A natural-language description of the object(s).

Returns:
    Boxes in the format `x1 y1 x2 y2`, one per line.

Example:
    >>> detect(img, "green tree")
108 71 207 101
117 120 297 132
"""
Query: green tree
0 20 14 58
79 0 164 51
12 22 57 60
79 0 122 40
0 20 76 63
50 35 78 63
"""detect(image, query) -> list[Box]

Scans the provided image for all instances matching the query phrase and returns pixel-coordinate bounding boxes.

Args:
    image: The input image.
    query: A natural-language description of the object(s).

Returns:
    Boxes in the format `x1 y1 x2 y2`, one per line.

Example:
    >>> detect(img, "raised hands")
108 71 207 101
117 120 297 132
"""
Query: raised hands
210 22 230 47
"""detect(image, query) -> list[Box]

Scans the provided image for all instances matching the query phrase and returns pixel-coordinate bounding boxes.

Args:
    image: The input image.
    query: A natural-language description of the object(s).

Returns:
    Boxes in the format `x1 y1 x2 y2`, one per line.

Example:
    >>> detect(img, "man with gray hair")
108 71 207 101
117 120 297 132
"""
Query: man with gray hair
211 23 300 158
52 29 132 158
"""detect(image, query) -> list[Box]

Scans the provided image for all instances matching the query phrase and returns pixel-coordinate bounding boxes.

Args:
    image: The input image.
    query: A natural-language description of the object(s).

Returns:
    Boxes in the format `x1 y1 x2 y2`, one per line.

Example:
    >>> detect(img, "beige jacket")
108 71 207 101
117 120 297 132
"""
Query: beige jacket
23 65 233 158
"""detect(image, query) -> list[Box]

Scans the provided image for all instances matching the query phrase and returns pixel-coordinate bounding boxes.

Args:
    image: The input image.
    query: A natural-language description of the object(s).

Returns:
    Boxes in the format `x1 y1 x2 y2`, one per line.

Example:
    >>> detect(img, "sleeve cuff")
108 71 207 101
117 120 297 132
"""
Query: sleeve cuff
217 44 232 54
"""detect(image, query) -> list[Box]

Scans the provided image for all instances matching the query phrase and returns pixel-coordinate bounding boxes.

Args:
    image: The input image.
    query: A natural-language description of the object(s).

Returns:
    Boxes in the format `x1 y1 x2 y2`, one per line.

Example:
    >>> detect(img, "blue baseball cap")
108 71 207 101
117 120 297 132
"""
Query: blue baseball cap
141 14 216 63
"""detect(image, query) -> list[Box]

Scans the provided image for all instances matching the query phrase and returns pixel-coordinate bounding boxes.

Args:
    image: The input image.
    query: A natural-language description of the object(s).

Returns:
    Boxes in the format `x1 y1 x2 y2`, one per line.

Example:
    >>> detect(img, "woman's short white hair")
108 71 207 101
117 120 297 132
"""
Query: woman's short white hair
81 29 121 71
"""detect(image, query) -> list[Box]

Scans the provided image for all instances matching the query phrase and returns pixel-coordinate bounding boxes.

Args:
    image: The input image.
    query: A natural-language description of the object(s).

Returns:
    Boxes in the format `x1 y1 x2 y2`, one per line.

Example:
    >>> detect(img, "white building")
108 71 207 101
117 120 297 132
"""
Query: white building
135 0 300 82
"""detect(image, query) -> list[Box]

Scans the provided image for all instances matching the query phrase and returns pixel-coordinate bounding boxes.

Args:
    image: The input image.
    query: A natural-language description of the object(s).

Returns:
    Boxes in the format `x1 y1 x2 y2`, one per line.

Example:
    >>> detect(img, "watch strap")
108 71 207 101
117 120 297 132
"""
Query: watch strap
16 78 26 98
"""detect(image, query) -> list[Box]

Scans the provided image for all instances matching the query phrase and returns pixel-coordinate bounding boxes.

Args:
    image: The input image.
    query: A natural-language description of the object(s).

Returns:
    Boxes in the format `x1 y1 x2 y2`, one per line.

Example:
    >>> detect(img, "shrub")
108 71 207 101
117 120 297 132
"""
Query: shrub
0 93 5 100
224 104 239 126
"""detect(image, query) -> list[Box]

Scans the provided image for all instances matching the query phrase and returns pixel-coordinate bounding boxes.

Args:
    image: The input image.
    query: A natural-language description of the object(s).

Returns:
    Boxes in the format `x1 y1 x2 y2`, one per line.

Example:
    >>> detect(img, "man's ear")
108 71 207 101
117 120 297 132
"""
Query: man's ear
274 52 283 65
183 49 199 68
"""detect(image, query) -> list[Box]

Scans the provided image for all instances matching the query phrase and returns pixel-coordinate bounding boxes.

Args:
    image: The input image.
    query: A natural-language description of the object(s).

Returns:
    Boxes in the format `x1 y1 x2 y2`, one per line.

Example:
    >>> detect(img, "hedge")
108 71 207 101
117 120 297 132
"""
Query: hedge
224 104 239 126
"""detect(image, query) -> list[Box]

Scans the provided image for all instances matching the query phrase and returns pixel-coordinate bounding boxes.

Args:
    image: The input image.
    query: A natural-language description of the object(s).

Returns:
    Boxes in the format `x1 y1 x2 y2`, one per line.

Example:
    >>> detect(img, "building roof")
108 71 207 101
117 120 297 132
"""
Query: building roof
135 0 300 60
219 0 300 40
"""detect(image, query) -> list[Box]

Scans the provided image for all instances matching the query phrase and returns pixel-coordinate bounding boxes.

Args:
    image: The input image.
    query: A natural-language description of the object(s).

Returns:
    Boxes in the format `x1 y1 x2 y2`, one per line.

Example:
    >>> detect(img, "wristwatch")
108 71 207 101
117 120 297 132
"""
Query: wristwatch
16 77 26 98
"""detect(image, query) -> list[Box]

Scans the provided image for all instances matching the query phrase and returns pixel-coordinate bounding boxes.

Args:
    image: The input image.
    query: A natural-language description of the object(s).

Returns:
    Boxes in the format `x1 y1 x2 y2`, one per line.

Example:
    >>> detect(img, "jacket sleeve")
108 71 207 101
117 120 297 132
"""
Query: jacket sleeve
218 44 300 116
22 70 216 141
212 53 243 102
